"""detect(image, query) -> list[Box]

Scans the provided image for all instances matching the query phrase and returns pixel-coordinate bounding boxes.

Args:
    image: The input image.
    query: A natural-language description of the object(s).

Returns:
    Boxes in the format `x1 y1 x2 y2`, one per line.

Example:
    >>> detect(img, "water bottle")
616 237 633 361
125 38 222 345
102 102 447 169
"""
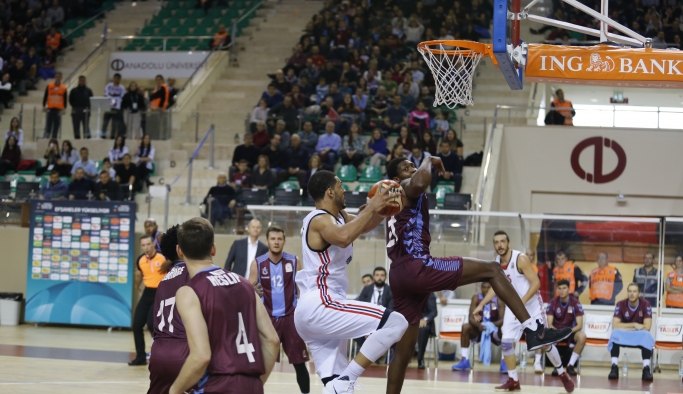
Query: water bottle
520 353 527 369
678 356 683 377
622 354 629 377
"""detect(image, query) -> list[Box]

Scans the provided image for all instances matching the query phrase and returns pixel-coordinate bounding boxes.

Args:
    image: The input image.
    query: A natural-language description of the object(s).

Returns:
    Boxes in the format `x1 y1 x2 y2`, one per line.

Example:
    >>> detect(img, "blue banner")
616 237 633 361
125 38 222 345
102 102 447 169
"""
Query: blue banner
24 200 136 327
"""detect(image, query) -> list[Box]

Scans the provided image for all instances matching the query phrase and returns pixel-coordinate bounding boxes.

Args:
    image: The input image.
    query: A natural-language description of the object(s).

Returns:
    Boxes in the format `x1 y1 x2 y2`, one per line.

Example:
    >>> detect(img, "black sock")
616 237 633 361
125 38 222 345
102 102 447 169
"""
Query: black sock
294 363 310 393
321 374 339 386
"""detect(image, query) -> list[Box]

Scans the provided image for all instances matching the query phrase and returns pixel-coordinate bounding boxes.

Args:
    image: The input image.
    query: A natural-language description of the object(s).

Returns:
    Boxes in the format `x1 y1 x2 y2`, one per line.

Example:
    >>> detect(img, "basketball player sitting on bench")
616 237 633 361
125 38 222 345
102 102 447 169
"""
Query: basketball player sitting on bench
452 280 506 372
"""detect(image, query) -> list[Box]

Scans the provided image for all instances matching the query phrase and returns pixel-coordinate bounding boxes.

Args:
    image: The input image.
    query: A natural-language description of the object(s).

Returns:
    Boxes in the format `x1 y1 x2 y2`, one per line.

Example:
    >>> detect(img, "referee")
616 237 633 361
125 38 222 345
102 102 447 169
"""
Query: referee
128 234 166 366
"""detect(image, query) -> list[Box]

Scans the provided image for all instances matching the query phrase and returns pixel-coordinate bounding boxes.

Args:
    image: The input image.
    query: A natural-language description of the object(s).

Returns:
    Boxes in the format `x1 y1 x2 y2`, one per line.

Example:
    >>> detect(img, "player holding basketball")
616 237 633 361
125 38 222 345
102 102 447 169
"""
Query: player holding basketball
384 157 572 394
248 225 311 394
294 170 409 394
473 231 574 392
169 218 280 394
148 224 192 393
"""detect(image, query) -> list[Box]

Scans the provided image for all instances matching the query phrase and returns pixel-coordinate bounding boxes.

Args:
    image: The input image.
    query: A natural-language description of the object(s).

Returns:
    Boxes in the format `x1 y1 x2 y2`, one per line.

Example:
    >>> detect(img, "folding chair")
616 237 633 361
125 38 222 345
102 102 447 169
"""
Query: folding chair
583 313 613 348
653 317 683 373
437 307 471 368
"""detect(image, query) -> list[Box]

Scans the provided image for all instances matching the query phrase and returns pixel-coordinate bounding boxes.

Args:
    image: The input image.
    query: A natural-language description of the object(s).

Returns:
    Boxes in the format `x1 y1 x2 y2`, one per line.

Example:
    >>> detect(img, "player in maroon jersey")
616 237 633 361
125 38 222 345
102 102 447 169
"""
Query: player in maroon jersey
148 224 192 394
170 218 280 394
545 279 586 376
248 225 310 394
383 157 572 394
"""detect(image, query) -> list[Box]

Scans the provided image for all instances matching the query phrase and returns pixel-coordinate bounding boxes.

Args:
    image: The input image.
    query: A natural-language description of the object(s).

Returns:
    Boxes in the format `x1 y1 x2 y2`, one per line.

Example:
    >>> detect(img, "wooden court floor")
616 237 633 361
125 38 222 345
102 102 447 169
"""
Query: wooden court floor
0 325 681 394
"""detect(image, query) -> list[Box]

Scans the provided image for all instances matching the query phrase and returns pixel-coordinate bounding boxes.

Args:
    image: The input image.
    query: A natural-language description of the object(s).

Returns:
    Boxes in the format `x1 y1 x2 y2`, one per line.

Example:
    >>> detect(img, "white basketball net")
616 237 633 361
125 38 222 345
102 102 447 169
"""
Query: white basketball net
418 43 485 108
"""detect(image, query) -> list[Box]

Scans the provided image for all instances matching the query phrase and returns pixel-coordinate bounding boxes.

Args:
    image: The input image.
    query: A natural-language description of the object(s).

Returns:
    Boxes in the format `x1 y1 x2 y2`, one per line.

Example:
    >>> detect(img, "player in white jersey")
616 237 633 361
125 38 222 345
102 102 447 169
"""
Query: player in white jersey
294 170 409 394
475 231 575 392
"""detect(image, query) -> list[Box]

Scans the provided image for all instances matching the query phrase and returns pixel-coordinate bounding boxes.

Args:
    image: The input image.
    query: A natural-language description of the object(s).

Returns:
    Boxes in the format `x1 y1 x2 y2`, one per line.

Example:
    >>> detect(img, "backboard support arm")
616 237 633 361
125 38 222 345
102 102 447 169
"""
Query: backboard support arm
493 0 524 90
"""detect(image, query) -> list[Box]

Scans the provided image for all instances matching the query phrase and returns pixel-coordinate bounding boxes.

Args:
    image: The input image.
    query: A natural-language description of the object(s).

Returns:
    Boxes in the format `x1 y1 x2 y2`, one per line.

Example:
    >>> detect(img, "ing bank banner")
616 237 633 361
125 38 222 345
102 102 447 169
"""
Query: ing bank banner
24 200 136 327
525 44 683 88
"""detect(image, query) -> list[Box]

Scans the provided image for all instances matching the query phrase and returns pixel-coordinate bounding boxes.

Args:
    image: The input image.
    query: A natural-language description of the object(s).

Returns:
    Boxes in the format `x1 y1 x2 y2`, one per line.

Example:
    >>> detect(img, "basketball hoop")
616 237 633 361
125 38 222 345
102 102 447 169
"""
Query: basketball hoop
417 40 496 108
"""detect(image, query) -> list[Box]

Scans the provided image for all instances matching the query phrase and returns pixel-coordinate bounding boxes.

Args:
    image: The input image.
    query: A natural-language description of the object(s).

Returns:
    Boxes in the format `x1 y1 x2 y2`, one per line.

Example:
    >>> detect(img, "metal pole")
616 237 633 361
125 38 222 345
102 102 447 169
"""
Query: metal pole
194 112 199 142
185 160 193 205
147 194 152 218
599 0 608 42
164 186 170 231
32 107 36 141
208 125 215 169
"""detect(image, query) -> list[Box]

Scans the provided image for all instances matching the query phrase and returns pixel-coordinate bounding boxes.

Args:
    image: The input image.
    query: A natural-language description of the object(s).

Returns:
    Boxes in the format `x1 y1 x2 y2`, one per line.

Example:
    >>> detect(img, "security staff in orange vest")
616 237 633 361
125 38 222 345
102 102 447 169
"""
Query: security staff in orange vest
129 234 166 366
589 251 623 305
210 24 231 50
665 255 683 308
552 250 587 299
45 27 62 52
550 89 575 125
42 71 67 139
149 75 169 111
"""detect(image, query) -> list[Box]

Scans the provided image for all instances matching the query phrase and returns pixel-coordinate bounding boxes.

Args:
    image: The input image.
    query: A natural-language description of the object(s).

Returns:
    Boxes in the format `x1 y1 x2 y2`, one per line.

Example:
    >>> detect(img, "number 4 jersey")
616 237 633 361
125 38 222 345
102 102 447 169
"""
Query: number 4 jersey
188 267 265 376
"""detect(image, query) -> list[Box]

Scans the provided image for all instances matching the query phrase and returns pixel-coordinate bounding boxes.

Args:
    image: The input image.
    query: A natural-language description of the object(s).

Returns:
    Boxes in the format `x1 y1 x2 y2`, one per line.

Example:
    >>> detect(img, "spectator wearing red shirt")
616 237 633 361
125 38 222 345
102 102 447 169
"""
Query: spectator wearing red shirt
334 20 351 47
287 43 308 74
308 45 326 69
608 283 654 381
229 159 251 188
286 84 306 109
251 121 270 149
545 279 586 376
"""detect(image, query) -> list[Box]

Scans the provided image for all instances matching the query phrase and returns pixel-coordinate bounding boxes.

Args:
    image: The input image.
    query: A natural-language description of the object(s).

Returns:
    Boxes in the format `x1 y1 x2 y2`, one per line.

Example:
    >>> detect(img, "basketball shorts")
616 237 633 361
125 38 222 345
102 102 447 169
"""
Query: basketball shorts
271 314 310 364
196 374 263 394
501 296 546 343
389 255 463 325
148 338 190 394
294 291 386 378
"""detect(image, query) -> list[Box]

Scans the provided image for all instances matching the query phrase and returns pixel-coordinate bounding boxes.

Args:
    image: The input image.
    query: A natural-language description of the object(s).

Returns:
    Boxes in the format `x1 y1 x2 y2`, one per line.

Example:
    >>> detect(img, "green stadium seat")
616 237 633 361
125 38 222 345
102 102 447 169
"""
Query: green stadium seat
173 26 190 37
341 184 350 191
182 38 200 48
355 183 373 192
60 177 72 184
158 8 174 18
165 17 181 28
33 176 48 187
198 17 217 29
147 18 163 28
166 38 182 48
140 25 156 36
8 175 25 191
336 165 357 182
150 163 156 177
433 185 454 207
95 160 103 171
182 17 198 27
164 0 181 9
81 19 96 30
206 8 224 19
178 1 194 9
237 18 250 29
278 181 299 190
156 26 172 36
358 166 382 183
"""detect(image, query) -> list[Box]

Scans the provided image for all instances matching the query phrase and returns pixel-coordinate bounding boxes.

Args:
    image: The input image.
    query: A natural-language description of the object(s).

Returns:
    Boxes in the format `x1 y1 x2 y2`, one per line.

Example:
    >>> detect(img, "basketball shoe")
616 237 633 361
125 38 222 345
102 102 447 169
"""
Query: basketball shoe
524 320 573 351
495 378 521 392
322 376 361 394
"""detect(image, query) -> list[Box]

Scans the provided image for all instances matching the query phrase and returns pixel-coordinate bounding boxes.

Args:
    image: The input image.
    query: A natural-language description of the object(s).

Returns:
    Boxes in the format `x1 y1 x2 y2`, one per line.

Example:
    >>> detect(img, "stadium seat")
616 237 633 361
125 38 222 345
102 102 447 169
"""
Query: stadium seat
7 175 25 191
15 182 40 202
206 8 224 19
156 26 172 36
150 163 156 177
147 18 163 28
355 183 372 192
182 17 198 28
278 181 299 190
165 17 181 28
433 185 454 207
173 26 190 37
443 193 472 211
341 184 349 191
182 38 201 49
426 192 437 210
166 38 182 49
336 165 357 182
198 17 217 30
0 181 10 199
95 160 102 172
33 176 48 187
59 177 72 184
358 166 382 183
157 8 174 18
140 25 156 36
274 188 301 206
241 188 268 205
18 160 41 175
344 191 367 208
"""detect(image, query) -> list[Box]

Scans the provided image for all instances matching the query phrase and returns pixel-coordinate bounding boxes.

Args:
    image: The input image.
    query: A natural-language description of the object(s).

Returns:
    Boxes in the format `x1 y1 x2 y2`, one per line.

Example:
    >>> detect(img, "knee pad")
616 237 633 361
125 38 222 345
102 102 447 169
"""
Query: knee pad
378 311 408 343
501 341 515 357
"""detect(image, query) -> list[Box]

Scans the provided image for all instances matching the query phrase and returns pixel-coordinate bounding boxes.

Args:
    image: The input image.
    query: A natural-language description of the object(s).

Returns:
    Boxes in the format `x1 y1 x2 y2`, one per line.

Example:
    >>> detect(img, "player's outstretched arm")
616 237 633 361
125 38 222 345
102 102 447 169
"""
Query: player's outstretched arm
170 286 211 394
400 157 445 199
315 187 393 248
255 296 280 384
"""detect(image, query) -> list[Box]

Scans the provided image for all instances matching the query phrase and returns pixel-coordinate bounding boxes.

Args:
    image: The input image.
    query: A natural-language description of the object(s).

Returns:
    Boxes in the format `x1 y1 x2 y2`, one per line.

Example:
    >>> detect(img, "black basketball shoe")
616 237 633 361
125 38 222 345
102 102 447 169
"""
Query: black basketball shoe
524 319 573 351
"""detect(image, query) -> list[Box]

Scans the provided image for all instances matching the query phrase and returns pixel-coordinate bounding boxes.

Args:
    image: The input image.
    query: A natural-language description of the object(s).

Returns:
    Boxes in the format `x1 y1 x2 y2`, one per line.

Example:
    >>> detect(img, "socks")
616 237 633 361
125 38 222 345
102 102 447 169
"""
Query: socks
522 318 539 331
508 368 519 381
461 347 470 359
568 352 580 367
643 359 651 368
340 360 364 382
534 354 542 363
611 357 618 366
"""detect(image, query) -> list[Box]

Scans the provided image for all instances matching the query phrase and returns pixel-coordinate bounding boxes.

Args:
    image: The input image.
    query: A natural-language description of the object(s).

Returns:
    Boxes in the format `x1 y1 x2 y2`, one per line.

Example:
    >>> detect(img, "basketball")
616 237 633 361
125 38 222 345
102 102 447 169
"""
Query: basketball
368 180 406 217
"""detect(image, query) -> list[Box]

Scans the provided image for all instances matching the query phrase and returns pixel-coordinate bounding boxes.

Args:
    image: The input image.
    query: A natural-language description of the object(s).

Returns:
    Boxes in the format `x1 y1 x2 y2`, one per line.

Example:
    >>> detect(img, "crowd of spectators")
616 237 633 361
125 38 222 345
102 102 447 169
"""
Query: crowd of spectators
535 0 683 48
217 0 483 217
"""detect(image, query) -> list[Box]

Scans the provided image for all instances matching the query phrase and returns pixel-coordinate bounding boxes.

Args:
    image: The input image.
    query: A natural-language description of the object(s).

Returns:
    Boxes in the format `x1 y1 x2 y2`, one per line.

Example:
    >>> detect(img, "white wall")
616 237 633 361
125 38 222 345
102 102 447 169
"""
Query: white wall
494 125 683 215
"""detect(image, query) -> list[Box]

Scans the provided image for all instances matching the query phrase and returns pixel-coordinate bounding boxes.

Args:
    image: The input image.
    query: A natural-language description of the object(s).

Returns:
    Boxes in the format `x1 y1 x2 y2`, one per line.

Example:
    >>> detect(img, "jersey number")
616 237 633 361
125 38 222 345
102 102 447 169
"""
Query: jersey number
272 275 283 288
157 297 176 333
387 216 398 248
236 312 256 362
506 274 512 283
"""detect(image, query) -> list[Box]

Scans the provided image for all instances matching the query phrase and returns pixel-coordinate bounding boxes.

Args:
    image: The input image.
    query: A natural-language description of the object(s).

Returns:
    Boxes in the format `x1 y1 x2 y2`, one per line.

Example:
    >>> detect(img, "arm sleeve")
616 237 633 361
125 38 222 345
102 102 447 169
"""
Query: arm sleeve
575 266 587 295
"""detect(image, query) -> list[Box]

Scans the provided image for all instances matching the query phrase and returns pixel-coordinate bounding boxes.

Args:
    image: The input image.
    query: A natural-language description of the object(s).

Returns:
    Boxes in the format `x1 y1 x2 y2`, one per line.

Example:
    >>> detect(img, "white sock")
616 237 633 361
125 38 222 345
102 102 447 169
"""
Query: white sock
643 359 651 368
534 354 542 363
461 347 470 359
568 352 580 366
508 368 519 381
522 318 539 331
340 360 364 382
545 346 563 373
611 357 618 366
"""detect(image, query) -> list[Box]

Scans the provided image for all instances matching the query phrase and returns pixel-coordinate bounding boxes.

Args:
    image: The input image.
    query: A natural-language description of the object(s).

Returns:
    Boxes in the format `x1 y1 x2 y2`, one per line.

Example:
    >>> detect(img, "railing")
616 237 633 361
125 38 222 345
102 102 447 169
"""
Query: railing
109 35 218 51
63 10 107 39
542 39 681 49
64 23 109 86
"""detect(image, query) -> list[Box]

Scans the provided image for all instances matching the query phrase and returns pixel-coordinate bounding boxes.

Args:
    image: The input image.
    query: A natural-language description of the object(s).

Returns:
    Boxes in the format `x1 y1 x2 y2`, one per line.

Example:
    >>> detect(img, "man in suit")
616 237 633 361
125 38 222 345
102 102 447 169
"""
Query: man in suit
224 219 268 278
416 293 438 369
355 266 393 348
